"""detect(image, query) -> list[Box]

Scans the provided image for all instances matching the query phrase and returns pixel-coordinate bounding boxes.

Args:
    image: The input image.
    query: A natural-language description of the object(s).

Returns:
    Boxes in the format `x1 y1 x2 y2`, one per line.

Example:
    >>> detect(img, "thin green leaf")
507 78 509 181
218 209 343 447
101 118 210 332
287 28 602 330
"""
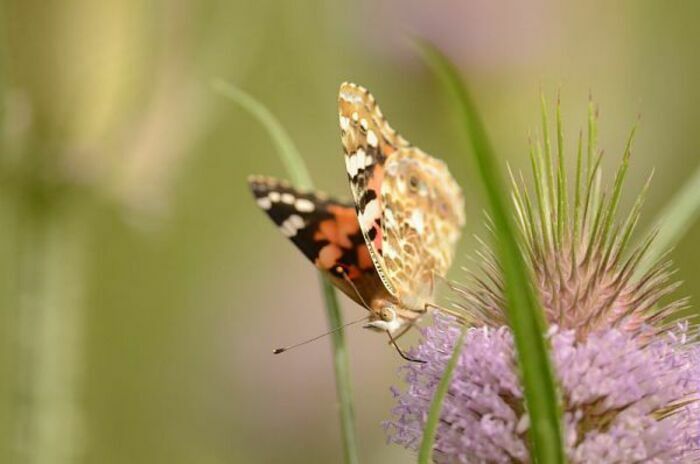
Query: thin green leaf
640 163 700 273
213 79 359 464
418 327 468 464
211 79 313 188
416 42 566 464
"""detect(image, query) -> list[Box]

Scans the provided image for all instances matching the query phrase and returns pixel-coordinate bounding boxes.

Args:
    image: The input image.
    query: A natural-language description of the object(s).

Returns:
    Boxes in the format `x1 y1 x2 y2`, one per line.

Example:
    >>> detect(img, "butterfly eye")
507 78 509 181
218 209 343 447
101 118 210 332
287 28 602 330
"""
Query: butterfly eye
380 307 394 322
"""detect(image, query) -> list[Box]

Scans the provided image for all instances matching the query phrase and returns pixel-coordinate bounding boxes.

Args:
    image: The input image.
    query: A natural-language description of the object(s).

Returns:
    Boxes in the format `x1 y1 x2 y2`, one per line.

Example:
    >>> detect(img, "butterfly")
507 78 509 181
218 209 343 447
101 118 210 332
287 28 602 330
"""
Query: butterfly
249 82 465 345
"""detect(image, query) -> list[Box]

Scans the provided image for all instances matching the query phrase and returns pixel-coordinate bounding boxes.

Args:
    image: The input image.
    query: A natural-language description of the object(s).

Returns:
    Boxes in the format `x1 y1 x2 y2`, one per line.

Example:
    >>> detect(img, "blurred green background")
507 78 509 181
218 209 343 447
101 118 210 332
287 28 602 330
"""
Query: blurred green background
1 1 698 463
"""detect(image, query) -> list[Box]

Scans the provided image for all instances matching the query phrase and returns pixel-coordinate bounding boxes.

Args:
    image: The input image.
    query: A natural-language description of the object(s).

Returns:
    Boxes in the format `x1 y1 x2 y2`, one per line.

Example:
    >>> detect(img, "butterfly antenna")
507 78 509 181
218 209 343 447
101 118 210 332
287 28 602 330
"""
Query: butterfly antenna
335 266 373 312
273 314 369 355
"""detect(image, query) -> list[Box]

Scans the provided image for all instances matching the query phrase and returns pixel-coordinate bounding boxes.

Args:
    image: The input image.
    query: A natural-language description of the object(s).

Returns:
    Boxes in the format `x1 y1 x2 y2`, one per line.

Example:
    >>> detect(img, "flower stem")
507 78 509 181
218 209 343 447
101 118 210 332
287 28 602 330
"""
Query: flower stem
418 326 467 463
12 184 87 464
320 274 359 464
213 79 359 464
416 41 566 464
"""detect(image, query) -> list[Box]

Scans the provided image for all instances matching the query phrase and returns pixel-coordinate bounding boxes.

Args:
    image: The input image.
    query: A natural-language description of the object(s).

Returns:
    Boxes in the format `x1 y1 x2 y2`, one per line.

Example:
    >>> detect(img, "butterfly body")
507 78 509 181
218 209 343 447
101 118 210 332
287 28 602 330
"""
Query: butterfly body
249 83 464 336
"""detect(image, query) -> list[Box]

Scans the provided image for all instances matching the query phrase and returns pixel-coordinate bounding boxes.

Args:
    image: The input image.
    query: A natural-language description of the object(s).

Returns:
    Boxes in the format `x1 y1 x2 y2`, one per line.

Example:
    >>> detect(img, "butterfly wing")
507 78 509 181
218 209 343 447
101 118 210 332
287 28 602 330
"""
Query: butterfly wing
248 176 391 308
338 82 410 297
338 83 465 310
381 147 465 309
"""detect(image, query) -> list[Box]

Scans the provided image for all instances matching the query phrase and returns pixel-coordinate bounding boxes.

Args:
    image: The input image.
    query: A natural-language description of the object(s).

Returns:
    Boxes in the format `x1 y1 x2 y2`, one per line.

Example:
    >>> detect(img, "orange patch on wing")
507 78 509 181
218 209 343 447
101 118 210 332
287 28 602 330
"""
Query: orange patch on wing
333 208 360 237
382 144 395 157
313 206 359 249
316 220 339 244
357 245 372 270
316 244 342 269
343 265 362 280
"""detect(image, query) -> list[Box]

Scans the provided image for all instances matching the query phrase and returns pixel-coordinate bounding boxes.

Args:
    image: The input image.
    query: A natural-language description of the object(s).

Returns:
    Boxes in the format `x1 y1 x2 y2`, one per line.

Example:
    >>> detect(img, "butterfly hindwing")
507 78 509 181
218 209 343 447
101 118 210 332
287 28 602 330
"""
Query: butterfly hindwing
248 175 391 307
381 147 465 309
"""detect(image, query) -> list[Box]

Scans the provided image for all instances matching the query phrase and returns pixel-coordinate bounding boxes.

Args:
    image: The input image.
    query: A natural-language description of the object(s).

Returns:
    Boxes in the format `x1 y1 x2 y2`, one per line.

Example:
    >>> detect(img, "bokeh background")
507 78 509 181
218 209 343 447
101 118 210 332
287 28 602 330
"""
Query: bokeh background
1 1 699 463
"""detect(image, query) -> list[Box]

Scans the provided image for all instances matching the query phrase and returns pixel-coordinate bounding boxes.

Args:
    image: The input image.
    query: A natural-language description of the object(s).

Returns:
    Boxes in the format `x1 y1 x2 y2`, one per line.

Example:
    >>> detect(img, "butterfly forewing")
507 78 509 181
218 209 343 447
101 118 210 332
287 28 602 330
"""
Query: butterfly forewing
248 175 391 308
338 82 410 297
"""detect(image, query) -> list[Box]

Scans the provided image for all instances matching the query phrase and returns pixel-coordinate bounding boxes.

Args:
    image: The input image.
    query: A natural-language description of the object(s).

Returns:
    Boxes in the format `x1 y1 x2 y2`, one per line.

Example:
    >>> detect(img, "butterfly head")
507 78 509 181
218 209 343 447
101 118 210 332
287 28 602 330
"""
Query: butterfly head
364 300 421 334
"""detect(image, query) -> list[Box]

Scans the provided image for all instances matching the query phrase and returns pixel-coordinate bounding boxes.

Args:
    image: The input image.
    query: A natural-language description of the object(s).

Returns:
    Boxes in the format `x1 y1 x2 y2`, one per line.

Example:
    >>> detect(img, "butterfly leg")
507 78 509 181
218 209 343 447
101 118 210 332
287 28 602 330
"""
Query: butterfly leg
387 330 425 364
388 322 415 344
424 302 467 324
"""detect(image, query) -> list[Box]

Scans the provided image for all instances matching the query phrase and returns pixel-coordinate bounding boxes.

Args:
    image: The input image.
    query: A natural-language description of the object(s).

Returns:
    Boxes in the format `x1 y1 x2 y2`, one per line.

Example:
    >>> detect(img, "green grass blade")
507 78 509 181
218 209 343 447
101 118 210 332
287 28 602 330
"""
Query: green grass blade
418 327 467 464
416 42 566 464
640 163 700 273
319 273 359 464
211 79 313 189
213 79 359 464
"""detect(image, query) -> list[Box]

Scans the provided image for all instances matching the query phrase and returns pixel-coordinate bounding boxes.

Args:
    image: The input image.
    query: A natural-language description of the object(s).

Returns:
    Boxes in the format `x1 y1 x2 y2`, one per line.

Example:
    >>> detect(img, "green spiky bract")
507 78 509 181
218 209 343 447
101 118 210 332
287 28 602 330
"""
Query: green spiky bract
416 42 566 464
213 79 360 464
458 95 690 340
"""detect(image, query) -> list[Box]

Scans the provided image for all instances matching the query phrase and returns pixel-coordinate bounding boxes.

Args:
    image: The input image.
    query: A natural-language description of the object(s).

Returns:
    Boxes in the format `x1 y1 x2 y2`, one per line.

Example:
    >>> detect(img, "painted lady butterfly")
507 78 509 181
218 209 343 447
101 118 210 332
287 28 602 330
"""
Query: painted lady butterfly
249 83 464 342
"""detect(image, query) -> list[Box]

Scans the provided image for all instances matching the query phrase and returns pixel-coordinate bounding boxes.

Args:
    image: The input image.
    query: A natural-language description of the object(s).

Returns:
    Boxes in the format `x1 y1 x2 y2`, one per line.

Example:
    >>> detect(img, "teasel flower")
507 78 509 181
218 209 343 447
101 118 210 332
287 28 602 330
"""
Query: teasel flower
385 101 700 462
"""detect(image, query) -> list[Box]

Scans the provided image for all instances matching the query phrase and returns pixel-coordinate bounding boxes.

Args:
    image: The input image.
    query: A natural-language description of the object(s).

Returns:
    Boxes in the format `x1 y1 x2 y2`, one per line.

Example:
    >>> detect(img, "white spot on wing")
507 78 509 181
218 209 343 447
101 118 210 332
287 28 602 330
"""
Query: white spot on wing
410 210 424 234
360 199 379 229
280 214 305 237
288 214 304 228
269 191 281 202
367 130 378 147
384 207 397 227
256 197 272 210
355 148 366 171
281 193 295 204
339 115 350 130
347 153 358 177
384 244 399 259
294 198 315 212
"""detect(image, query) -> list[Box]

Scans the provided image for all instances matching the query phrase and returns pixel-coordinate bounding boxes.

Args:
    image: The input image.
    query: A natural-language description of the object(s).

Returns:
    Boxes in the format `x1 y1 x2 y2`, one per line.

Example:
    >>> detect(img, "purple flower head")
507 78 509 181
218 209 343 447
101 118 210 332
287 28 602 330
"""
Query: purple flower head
387 316 700 463
386 104 700 462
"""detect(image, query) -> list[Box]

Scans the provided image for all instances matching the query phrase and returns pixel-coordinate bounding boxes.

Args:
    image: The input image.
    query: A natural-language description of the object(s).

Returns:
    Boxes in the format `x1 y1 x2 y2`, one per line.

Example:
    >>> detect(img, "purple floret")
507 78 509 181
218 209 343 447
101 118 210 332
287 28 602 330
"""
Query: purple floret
386 316 700 463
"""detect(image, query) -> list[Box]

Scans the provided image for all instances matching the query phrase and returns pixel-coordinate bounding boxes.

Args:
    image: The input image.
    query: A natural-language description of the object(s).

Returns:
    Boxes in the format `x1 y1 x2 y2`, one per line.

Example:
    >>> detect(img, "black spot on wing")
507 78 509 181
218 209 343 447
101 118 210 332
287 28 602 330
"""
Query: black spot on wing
358 189 377 213
368 227 377 241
